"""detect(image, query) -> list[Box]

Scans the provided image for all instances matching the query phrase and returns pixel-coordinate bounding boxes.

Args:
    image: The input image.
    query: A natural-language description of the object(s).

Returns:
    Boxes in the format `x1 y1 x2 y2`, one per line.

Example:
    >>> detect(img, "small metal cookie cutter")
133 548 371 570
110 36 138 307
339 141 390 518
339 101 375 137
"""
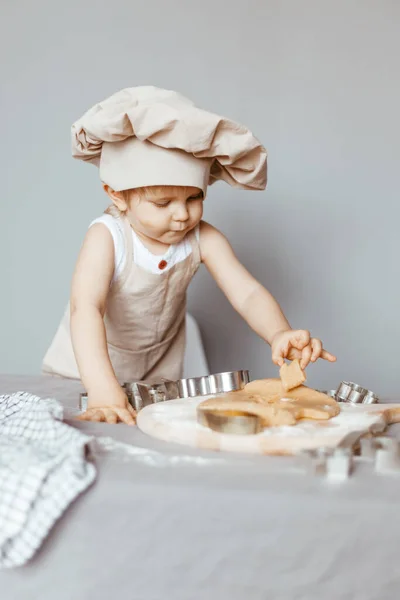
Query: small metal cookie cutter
79 370 250 412
360 436 400 475
299 416 391 480
300 446 354 481
78 382 165 413
299 429 378 481
300 442 351 481
335 381 380 404
79 381 178 413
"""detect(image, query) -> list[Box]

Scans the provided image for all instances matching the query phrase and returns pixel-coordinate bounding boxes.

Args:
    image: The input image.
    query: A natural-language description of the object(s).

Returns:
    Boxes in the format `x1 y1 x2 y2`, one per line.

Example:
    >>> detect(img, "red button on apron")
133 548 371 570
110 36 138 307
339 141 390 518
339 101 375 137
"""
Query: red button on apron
158 260 168 270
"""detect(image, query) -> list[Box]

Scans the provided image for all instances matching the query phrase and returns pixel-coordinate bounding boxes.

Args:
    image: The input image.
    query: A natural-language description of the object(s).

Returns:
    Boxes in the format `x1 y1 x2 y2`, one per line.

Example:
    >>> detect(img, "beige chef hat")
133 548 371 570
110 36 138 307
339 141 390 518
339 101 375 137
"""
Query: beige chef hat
71 86 267 193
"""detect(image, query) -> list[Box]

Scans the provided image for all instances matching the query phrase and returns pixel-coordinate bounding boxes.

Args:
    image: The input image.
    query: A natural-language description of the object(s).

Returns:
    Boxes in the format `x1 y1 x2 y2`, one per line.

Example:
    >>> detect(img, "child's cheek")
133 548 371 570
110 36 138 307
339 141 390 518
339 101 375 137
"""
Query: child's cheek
138 206 166 232
193 202 203 222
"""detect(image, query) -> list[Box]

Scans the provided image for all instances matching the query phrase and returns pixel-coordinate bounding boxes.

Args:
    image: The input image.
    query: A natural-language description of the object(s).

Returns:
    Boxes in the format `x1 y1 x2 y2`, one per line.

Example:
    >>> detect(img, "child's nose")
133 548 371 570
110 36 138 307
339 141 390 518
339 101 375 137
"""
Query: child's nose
173 203 189 221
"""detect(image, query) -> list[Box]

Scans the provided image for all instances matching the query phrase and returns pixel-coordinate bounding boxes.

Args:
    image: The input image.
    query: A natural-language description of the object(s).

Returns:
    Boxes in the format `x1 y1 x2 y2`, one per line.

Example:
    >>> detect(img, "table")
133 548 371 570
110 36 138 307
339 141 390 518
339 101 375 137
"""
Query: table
0 375 399 600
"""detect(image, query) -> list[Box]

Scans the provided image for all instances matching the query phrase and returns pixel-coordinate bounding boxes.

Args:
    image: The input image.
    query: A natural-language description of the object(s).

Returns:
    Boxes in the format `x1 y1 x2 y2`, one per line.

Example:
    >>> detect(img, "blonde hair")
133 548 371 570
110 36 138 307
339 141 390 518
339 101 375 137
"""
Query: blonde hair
104 185 202 217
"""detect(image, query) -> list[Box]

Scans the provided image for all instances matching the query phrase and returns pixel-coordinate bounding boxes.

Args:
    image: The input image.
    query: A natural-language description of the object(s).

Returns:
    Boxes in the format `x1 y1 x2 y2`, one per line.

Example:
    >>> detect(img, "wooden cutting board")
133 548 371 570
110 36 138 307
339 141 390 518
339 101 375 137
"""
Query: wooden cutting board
136 397 400 455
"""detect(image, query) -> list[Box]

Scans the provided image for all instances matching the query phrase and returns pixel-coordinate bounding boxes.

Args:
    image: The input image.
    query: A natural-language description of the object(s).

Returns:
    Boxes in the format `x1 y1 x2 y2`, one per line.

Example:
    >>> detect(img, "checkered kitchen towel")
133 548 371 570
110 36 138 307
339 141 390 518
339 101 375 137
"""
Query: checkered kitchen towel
0 392 96 568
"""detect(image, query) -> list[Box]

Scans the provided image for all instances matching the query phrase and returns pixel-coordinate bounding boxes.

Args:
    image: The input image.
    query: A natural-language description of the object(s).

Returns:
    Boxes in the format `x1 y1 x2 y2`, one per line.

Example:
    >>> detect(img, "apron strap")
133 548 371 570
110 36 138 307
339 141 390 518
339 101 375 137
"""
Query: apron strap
115 218 200 290
114 216 135 289
187 225 201 265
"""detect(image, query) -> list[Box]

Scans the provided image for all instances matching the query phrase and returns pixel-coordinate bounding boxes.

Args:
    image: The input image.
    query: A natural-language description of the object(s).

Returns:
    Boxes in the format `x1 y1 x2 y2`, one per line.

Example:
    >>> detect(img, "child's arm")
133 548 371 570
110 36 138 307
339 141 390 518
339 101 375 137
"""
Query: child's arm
199 221 336 369
70 224 135 425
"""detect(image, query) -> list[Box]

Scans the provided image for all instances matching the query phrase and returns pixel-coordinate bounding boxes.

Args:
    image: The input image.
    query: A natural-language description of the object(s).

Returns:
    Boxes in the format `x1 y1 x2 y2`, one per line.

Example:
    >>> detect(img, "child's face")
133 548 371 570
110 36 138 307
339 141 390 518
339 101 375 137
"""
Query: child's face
125 186 204 244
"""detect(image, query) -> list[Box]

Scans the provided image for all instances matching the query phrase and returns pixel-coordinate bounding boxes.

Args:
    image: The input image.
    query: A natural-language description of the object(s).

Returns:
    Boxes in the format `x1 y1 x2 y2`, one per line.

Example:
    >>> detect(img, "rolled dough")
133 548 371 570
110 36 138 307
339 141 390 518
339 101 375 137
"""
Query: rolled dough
244 379 339 410
198 379 340 427
199 395 298 427
198 380 340 428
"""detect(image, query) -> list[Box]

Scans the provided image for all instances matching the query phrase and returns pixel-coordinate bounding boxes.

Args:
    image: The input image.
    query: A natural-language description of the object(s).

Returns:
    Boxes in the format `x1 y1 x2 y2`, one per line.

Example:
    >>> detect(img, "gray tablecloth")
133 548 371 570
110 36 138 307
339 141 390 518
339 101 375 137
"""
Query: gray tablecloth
0 375 399 600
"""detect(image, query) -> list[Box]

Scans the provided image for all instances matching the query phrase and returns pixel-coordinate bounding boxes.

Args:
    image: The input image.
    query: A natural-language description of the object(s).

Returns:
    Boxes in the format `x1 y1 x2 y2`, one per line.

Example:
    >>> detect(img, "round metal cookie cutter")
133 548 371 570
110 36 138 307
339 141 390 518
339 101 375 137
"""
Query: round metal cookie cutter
335 381 380 404
176 370 250 398
79 370 251 413
197 407 262 435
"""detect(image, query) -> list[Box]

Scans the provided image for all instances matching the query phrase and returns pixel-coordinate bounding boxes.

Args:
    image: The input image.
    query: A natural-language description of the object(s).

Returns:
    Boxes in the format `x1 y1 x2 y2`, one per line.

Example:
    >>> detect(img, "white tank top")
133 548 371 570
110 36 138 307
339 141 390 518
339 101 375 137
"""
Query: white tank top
90 214 200 282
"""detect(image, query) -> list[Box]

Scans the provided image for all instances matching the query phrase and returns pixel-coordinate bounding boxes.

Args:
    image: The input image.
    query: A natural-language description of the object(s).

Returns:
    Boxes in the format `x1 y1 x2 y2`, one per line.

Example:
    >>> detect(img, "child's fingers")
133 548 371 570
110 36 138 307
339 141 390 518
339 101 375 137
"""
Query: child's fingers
300 344 312 369
91 410 105 422
321 349 337 362
103 408 118 425
310 338 323 362
272 343 288 366
77 405 136 425
272 336 291 365
272 355 285 367
127 403 137 420
77 409 98 421
76 411 89 421
271 346 284 365
289 330 311 350
114 407 136 426
286 347 302 361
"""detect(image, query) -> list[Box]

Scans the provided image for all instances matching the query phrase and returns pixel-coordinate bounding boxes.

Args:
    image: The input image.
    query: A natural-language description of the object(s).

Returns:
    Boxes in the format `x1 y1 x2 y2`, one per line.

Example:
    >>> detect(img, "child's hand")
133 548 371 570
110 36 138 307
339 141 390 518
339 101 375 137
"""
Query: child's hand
77 389 136 425
271 329 336 369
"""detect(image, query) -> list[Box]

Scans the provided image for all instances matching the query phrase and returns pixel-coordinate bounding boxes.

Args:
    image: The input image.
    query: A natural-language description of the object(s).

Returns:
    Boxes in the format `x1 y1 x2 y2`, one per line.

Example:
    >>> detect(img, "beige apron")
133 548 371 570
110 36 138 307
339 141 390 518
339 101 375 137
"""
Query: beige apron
42 218 201 383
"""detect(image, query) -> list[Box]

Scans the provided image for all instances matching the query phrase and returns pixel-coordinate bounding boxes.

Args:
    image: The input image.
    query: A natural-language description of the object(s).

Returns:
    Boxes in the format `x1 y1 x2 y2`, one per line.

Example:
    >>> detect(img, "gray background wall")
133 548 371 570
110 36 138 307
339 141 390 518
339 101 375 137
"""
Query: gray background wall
1 0 399 398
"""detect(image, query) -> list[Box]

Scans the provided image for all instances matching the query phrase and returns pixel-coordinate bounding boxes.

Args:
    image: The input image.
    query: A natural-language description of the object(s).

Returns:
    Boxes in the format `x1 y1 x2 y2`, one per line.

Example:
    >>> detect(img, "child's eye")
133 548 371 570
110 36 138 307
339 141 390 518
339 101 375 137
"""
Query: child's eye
153 202 170 208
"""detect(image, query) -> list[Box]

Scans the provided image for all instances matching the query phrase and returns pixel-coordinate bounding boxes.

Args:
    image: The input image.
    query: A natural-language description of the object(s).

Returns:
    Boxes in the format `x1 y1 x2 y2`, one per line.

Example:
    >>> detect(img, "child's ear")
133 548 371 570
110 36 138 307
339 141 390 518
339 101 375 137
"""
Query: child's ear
102 184 128 212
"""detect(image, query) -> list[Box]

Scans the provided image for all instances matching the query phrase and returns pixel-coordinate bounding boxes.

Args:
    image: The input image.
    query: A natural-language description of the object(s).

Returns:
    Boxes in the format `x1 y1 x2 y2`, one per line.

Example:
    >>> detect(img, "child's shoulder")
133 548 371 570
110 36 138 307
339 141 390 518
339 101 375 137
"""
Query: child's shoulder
198 220 224 240
90 212 121 230
197 221 231 260
88 213 125 252
86 214 125 277
89 213 124 238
